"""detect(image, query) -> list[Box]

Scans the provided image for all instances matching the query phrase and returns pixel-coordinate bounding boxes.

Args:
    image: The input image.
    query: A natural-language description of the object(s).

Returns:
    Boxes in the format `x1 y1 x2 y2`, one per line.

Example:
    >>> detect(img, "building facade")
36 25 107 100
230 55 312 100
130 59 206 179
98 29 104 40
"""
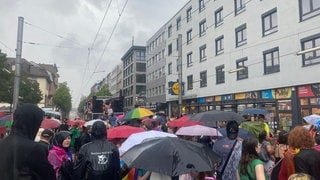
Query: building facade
121 45 146 111
158 0 320 132
145 25 167 111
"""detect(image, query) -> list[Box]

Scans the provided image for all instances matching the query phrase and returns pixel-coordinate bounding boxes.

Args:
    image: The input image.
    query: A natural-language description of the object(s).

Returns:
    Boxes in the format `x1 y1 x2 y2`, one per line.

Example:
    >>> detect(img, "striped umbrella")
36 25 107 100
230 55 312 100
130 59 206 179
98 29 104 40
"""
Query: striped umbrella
123 108 154 120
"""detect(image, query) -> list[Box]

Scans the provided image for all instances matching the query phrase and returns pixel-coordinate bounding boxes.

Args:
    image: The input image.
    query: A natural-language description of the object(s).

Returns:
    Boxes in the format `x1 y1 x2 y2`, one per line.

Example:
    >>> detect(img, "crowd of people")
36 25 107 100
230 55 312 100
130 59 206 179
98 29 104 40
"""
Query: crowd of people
0 103 320 180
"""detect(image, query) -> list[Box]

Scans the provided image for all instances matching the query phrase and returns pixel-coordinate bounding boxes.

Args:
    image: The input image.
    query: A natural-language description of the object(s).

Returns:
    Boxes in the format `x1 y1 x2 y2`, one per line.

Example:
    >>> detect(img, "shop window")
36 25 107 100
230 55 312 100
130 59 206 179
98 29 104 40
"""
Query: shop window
279 113 292 132
278 100 292 110
310 98 320 105
300 98 309 105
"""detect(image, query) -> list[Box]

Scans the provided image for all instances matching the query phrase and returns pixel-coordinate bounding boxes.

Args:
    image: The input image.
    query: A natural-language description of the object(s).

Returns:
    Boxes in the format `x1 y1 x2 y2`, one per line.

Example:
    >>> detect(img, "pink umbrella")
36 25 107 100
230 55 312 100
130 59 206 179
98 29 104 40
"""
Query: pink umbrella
175 125 222 137
116 114 125 121
41 118 61 129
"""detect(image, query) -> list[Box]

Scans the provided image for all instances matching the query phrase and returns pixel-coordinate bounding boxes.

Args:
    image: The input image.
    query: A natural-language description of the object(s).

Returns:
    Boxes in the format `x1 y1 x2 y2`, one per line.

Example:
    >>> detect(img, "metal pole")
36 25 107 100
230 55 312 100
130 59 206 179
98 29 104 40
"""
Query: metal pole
13 17 24 112
178 34 182 116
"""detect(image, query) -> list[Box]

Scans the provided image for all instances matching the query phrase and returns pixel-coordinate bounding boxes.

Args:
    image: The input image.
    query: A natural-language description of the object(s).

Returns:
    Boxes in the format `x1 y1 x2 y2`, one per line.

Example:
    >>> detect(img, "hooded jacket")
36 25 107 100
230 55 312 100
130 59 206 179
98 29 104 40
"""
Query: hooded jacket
74 121 120 180
0 103 55 180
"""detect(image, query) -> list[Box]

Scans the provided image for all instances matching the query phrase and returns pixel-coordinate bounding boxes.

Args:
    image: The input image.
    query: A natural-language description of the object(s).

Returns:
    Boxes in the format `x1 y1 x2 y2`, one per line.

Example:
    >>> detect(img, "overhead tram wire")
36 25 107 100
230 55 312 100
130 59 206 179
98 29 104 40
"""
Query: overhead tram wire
24 21 85 48
81 0 129 95
78 0 113 100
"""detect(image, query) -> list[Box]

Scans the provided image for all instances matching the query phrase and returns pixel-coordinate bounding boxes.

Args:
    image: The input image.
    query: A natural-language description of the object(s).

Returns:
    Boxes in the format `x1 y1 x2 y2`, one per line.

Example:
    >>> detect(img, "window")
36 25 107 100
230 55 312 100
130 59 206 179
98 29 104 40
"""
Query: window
263 47 280 74
168 63 172 75
236 57 248 80
187 7 192 22
215 7 223 27
187 29 192 44
301 33 320 66
187 52 193 67
187 75 193 90
199 19 206 37
136 63 146 72
136 74 146 83
168 43 172 56
215 35 224 55
199 44 207 62
234 0 246 15
216 65 225 84
200 71 207 87
235 24 247 47
299 0 320 21
136 51 145 61
176 17 181 30
168 25 172 38
262 8 278 36
199 0 205 12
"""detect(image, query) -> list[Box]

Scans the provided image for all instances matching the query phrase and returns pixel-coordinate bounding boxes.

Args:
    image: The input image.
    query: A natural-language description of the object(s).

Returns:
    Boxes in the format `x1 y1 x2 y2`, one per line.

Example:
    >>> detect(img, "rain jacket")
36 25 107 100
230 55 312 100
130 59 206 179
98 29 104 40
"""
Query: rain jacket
0 103 55 180
74 121 120 180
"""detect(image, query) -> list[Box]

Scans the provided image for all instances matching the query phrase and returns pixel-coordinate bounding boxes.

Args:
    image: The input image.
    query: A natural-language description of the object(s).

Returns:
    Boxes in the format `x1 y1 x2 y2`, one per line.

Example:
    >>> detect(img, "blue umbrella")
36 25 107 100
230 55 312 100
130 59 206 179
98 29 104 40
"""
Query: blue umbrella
217 128 255 140
241 108 269 115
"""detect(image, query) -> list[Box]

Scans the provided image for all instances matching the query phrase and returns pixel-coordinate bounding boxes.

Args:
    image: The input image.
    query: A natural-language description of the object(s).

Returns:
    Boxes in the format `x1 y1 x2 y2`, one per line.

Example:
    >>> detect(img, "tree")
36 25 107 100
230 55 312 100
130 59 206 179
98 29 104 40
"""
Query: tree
52 82 72 118
0 51 13 104
94 84 112 97
19 77 43 104
77 96 88 114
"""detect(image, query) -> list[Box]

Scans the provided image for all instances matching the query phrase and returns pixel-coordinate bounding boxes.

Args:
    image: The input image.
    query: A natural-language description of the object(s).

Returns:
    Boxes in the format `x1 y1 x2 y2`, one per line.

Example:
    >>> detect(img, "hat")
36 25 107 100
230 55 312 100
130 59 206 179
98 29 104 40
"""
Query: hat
41 129 53 138
226 120 239 140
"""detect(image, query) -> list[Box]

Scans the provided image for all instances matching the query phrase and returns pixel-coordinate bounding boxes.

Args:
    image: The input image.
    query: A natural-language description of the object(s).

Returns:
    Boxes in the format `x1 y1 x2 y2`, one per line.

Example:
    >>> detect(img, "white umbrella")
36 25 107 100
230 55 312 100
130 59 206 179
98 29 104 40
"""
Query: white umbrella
119 130 177 156
84 119 105 127
303 114 320 127
175 125 222 137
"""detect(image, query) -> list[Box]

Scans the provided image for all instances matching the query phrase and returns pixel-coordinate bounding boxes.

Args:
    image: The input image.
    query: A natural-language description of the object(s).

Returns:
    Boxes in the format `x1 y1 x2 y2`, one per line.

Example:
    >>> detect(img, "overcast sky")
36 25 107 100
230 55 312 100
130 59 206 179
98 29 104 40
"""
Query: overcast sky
0 0 188 108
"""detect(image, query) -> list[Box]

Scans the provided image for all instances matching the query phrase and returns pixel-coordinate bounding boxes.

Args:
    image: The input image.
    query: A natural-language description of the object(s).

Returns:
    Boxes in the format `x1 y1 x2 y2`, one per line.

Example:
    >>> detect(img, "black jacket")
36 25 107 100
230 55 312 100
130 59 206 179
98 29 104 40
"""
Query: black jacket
0 104 55 180
294 149 320 179
74 121 120 180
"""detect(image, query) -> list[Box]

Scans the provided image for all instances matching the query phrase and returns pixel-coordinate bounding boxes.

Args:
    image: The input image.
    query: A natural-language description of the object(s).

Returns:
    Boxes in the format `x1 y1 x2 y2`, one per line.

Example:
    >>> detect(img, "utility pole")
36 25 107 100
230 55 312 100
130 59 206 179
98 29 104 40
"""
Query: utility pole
178 34 182 116
12 17 24 112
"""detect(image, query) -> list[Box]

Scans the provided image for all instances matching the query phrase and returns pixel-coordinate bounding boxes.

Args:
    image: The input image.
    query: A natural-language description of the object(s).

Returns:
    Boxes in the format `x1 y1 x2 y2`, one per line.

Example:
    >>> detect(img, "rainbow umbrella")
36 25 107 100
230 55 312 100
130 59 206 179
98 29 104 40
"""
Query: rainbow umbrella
123 108 154 120
0 120 13 127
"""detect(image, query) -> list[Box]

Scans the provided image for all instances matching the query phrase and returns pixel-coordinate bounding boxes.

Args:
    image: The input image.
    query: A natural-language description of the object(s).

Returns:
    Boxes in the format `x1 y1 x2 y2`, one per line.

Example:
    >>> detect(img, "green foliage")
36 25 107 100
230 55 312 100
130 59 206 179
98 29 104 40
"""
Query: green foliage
93 84 112 97
19 77 43 104
53 82 72 117
0 51 13 103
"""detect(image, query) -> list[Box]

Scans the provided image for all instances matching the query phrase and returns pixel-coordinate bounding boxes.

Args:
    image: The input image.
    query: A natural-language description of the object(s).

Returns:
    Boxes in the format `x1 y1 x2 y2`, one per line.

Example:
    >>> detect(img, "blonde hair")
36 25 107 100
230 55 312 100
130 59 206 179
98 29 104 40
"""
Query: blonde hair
288 173 314 180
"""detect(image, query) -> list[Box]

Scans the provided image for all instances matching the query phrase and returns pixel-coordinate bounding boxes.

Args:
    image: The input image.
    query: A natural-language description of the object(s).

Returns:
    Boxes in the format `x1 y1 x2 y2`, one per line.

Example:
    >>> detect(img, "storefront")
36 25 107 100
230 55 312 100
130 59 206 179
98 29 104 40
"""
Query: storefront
169 83 320 132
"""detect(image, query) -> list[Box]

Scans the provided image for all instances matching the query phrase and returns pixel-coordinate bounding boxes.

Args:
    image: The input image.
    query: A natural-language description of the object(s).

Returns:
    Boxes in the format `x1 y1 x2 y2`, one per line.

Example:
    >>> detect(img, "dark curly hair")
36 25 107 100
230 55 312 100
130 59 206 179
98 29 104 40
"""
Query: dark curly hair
288 126 315 149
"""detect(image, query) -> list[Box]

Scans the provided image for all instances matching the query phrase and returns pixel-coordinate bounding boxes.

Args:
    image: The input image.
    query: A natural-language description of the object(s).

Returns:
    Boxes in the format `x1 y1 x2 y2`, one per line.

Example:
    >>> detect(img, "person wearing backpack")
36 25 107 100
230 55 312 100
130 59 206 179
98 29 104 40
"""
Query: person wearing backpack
74 121 120 180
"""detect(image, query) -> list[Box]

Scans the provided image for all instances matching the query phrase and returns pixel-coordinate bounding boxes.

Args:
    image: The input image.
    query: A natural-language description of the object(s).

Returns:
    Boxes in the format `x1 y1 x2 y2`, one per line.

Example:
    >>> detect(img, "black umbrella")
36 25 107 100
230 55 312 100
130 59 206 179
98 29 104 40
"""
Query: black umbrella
241 108 269 115
121 137 220 177
217 128 255 139
190 110 242 127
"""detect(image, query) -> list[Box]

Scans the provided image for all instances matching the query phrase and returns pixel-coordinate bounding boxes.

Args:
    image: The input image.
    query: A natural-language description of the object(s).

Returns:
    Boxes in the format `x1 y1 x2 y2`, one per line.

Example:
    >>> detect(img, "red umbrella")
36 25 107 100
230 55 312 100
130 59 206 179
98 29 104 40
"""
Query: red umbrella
167 115 201 128
41 118 61 129
107 125 145 140
67 119 86 127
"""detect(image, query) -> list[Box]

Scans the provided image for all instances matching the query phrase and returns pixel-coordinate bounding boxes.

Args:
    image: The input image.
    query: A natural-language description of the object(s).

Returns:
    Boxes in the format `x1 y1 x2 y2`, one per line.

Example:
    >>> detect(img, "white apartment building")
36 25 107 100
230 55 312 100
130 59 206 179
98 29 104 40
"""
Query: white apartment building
154 0 320 131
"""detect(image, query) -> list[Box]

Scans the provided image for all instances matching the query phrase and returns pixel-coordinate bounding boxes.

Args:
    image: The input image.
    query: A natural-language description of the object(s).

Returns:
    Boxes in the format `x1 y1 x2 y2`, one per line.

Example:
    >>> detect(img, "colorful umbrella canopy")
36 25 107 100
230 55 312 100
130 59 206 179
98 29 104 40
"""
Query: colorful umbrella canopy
0 114 12 122
0 120 13 127
40 118 61 129
122 137 221 176
167 115 201 128
123 108 154 120
119 130 177 156
107 125 145 140
175 125 222 137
